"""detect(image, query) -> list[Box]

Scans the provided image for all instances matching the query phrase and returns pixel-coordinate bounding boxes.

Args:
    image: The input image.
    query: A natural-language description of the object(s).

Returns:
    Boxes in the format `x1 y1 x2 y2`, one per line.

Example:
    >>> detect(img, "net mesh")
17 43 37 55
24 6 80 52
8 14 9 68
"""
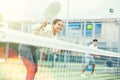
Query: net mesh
0 29 120 80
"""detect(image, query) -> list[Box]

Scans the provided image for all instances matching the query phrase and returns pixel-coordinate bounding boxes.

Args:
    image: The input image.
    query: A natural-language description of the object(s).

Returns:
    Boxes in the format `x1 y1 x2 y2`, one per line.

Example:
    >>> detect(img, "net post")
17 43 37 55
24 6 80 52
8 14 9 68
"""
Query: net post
118 18 120 53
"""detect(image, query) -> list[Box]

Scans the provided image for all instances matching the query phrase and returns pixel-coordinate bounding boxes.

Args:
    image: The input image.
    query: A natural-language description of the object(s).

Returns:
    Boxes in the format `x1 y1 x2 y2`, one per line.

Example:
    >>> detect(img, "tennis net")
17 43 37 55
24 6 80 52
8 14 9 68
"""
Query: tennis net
0 29 120 80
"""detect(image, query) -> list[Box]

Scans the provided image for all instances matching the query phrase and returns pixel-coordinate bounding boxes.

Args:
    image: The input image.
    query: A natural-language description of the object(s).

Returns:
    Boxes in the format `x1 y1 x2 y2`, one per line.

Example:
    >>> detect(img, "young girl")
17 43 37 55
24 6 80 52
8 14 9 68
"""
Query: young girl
18 19 64 80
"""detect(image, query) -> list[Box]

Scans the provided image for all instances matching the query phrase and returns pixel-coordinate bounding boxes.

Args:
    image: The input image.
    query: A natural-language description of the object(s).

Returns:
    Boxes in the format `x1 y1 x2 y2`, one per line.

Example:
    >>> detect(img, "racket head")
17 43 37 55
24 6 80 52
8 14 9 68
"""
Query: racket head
45 1 61 20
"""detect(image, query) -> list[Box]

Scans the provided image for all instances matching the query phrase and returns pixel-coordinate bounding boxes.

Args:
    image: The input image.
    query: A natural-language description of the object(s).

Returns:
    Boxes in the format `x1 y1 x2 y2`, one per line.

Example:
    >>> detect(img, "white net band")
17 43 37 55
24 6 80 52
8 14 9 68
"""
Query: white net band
0 29 120 58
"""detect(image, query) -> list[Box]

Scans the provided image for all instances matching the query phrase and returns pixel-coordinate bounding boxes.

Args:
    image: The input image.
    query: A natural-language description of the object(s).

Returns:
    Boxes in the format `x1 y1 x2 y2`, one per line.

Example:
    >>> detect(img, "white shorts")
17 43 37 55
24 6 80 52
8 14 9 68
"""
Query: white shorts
85 54 95 65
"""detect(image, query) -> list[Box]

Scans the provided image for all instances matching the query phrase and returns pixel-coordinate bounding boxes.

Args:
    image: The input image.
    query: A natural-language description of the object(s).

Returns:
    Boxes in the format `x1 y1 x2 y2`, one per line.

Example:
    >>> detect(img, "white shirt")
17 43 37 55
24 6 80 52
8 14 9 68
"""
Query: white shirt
85 44 98 57
31 24 56 39
89 44 97 49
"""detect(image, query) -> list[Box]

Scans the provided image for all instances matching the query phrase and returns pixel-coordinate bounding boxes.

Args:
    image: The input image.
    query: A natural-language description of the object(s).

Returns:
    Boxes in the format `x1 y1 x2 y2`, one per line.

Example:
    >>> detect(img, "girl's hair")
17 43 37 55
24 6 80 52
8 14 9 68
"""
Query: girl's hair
52 19 63 25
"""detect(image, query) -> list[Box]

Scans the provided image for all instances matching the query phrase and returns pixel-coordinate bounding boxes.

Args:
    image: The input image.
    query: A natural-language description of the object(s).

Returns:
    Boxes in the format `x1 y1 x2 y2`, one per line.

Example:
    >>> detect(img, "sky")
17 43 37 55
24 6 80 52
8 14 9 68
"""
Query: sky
0 0 120 21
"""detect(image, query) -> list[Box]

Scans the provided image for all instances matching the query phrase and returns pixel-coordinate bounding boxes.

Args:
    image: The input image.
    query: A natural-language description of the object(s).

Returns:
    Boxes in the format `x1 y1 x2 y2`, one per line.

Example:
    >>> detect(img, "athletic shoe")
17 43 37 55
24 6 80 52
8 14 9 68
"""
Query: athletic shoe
91 73 97 76
81 74 86 77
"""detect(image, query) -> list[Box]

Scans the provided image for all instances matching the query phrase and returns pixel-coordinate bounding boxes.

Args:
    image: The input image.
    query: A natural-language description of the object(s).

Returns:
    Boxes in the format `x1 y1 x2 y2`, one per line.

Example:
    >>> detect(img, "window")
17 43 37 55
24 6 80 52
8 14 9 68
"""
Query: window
82 22 102 37
68 22 81 29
